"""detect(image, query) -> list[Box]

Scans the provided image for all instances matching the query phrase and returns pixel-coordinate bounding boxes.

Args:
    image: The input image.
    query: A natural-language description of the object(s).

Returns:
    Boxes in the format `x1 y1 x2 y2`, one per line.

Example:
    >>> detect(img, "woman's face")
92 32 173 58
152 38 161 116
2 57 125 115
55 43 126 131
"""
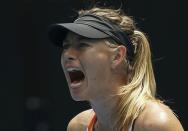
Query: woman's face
61 32 116 101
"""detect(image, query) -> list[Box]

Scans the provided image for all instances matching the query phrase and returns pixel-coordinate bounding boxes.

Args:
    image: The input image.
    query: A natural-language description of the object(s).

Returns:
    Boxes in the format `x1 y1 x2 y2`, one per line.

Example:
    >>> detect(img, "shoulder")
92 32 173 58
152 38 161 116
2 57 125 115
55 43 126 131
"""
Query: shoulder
134 101 184 131
67 109 95 131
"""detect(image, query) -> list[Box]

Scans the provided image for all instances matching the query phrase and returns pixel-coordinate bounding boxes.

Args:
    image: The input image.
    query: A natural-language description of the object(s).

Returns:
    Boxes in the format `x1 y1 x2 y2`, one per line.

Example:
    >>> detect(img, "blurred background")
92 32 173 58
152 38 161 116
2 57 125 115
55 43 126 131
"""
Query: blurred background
0 0 187 131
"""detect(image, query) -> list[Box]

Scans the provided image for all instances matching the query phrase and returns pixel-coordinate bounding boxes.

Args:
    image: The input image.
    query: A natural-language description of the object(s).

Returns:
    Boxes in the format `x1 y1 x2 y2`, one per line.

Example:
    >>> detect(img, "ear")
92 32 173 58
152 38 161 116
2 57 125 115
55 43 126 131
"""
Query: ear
111 45 127 69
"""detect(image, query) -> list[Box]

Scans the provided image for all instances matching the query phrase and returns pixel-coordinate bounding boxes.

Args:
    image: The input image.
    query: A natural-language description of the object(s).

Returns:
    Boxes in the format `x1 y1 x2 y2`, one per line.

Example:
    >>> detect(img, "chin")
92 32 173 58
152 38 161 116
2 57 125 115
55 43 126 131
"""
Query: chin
71 95 87 101
70 92 87 101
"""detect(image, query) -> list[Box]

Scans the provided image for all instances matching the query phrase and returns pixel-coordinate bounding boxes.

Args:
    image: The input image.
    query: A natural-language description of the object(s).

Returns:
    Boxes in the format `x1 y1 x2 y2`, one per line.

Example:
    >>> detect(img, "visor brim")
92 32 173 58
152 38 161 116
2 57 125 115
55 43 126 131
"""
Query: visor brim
48 23 110 47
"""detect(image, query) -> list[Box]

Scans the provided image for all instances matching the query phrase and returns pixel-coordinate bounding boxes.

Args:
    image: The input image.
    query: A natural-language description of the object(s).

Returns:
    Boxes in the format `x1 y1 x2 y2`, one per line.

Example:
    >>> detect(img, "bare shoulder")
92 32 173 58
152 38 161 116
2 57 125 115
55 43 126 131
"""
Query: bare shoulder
134 101 184 131
67 109 95 131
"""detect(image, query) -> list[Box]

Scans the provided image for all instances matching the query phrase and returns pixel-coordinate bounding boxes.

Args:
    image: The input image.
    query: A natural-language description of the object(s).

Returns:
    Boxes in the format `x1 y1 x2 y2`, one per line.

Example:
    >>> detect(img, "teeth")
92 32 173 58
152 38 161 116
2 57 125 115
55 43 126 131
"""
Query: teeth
66 67 81 72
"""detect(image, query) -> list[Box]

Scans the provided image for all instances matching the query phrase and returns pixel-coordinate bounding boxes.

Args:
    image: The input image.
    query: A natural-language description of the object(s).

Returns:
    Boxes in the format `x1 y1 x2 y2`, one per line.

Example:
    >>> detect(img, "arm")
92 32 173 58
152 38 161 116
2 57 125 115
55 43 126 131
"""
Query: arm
67 109 94 131
67 116 83 131
143 112 184 131
134 102 184 131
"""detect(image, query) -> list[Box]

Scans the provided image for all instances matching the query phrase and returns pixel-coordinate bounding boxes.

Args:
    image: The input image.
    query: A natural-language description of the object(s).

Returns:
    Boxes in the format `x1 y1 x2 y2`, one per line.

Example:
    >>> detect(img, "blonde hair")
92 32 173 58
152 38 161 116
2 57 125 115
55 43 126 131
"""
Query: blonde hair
79 7 161 130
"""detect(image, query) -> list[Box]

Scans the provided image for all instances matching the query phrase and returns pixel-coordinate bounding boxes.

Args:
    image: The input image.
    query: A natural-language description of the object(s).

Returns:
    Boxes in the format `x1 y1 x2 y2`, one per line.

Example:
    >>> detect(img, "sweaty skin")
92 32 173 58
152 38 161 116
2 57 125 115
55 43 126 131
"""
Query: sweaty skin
67 101 184 131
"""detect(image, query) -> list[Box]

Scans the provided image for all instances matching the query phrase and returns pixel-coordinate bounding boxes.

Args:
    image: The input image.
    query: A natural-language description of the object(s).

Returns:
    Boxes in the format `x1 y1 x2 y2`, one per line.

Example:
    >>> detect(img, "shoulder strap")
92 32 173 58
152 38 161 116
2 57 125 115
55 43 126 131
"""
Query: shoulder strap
86 113 97 131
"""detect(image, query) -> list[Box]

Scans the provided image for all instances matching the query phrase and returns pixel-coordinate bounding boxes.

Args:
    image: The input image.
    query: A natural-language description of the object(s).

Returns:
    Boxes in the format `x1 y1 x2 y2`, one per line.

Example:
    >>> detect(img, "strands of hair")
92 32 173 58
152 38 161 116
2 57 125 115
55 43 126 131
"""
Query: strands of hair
79 7 161 131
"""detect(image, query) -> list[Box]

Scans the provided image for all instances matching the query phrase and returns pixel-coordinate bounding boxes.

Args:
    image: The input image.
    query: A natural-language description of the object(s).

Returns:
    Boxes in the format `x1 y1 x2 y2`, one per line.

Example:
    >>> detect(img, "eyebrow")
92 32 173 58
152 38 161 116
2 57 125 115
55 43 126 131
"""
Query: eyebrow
63 37 91 44
63 37 87 43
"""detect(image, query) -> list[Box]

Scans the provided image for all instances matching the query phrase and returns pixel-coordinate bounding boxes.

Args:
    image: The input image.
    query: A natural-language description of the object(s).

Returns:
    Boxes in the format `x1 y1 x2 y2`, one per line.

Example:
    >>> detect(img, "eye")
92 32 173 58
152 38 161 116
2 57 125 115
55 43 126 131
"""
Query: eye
61 42 90 53
77 43 90 49
62 44 70 50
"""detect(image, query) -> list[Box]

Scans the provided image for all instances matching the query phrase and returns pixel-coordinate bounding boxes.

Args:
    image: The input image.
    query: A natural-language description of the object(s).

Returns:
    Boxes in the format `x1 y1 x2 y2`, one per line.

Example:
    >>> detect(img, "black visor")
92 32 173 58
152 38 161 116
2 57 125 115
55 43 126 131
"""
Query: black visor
48 14 134 58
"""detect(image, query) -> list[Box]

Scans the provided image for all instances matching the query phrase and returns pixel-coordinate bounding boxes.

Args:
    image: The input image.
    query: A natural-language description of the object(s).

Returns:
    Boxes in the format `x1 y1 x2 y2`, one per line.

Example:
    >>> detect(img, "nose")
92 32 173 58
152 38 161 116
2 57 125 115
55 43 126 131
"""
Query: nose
62 47 78 62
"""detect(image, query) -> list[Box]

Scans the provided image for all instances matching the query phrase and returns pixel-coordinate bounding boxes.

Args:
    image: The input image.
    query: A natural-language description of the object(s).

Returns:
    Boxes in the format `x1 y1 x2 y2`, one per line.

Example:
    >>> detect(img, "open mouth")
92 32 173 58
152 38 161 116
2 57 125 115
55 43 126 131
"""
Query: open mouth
67 68 85 84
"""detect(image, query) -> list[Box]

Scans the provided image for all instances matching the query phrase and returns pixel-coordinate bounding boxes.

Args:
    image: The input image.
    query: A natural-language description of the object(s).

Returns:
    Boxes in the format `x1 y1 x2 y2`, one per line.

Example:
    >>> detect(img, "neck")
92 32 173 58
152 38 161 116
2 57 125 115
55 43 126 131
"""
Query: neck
89 75 128 131
90 97 118 131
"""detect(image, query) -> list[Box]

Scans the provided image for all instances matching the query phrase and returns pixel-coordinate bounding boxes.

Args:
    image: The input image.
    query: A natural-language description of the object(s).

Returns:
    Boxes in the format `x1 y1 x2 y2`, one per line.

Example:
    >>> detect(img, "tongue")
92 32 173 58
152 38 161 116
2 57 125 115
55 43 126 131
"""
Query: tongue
69 71 85 83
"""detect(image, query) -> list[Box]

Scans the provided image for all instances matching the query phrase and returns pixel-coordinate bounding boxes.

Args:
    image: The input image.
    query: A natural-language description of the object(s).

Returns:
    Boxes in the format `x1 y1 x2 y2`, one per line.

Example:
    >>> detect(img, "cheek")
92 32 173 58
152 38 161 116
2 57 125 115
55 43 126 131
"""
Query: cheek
60 54 64 67
60 56 69 77
83 53 111 82
61 60 66 75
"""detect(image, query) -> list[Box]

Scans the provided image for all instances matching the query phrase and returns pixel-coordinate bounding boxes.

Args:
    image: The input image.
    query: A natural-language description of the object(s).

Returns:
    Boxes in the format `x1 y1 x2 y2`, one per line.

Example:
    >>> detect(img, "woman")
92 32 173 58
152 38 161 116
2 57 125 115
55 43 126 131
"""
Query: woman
48 7 184 131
